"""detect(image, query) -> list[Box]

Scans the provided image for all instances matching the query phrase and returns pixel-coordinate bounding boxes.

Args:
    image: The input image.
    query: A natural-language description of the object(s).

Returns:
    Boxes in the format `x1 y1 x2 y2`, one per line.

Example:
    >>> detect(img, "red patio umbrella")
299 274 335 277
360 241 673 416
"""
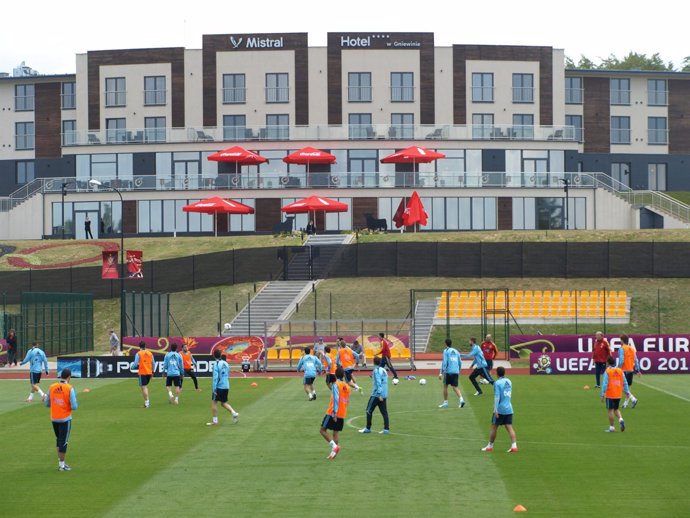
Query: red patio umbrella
183 196 255 236
207 146 268 182
283 147 336 171
402 191 428 230
380 146 446 166
281 195 348 233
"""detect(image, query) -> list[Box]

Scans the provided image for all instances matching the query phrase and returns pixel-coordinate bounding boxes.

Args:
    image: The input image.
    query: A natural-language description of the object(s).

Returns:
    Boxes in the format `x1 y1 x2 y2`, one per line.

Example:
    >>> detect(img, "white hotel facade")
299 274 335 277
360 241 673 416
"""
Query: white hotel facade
1 31 689 239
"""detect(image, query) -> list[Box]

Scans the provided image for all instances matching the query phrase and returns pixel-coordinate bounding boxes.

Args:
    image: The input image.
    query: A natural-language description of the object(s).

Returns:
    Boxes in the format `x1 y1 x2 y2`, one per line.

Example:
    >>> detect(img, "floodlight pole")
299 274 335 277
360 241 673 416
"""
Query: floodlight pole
560 178 570 230
61 182 68 239
90 179 125 351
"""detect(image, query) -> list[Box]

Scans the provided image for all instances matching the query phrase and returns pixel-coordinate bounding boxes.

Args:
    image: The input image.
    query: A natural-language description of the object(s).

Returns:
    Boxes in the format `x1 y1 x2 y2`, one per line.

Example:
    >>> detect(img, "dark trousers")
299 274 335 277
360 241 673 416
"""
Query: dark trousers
470 367 494 393
366 396 389 430
183 369 198 389
485 359 494 373
595 362 607 386
7 349 17 365
381 356 398 379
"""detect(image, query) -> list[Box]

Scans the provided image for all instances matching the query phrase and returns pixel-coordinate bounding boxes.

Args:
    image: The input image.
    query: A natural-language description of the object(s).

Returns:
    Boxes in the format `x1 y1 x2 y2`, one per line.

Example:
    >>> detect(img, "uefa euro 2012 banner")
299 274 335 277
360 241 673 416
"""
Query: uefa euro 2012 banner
120 335 410 360
510 334 690 359
530 352 690 375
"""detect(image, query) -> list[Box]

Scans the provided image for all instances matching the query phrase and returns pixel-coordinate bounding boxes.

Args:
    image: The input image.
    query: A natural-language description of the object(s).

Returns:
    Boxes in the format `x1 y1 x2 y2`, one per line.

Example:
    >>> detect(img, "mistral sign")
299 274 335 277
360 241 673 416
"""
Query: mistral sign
229 36 284 49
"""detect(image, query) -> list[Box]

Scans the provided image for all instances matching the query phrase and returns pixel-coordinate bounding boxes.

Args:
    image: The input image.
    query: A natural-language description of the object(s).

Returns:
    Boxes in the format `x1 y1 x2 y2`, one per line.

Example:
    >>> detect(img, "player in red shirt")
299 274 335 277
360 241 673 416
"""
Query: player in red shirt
479 334 498 384
378 332 398 380
592 331 612 388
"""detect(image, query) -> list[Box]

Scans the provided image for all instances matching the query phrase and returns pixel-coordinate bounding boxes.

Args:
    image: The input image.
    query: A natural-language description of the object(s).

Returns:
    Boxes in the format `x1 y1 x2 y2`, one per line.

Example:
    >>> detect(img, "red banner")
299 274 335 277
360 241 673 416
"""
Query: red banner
101 251 118 279
126 250 143 278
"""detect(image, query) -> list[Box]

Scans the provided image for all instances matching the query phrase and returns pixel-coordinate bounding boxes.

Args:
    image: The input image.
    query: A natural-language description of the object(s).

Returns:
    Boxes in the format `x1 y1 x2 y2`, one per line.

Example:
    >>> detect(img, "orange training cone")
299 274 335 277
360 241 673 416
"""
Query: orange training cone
583 385 590 390
250 382 258 387
513 504 527 512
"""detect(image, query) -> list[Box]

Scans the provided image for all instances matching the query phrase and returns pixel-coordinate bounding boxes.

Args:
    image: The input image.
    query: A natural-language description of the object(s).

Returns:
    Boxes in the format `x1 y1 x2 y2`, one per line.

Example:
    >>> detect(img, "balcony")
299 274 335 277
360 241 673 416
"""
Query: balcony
66 124 578 147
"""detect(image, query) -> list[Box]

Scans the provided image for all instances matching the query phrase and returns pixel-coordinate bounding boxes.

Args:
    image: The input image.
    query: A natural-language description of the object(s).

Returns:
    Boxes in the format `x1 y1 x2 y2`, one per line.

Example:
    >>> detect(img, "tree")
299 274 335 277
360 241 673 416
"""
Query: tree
566 52 675 71
682 57 690 72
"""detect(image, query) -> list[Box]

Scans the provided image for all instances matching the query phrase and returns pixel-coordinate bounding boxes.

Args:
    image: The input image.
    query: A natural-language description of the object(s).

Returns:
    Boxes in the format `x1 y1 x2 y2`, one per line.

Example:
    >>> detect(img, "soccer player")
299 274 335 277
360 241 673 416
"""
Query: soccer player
181 343 200 392
45 368 78 471
336 339 362 393
617 334 640 408
600 356 631 432
592 331 611 388
438 338 466 409
359 356 390 434
20 342 49 402
297 347 322 401
131 341 156 408
163 343 184 404
207 349 239 426
378 332 398 380
320 367 351 459
461 337 494 395
481 366 518 453
479 334 498 384
322 345 336 389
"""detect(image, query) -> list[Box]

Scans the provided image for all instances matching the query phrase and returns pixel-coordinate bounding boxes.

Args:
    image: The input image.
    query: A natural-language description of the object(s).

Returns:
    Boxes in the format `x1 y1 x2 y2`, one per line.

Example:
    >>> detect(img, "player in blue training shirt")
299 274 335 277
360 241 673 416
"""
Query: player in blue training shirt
359 356 390 434
297 347 323 401
438 338 466 409
207 349 239 426
481 366 518 453
20 342 49 402
162 343 184 405
461 337 494 396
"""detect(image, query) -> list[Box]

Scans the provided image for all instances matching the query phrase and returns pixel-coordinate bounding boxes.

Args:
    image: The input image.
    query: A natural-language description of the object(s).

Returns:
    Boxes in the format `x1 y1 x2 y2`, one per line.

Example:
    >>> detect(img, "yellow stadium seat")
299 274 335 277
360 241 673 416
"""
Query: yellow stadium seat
400 348 411 359
291 349 302 360
267 348 278 360
279 348 291 360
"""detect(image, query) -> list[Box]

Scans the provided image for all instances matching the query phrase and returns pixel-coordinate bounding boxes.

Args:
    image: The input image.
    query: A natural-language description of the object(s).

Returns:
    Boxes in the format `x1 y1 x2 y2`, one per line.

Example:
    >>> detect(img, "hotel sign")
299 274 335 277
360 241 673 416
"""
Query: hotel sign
331 33 429 49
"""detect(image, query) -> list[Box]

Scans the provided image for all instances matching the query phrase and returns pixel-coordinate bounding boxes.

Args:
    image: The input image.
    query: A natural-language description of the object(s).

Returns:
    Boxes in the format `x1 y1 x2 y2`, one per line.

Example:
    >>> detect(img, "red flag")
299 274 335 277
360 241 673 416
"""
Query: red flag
101 251 118 279
126 250 143 279
393 197 406 229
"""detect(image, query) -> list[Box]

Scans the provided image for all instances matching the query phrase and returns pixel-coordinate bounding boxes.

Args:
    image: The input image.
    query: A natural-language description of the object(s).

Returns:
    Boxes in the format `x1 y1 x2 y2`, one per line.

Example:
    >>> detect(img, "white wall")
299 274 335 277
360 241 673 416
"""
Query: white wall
0 193 44 239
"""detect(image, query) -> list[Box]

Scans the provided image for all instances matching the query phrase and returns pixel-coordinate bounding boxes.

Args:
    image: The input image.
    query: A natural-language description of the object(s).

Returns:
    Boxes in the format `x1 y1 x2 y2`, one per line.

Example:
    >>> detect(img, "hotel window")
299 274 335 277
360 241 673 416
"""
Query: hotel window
472 73 494 102
15 122 34 150
565 115 583 142
223 115 247 140
512 74 534 103
390 113 414 139
16 161 35 184
611 162 630 187
565 77 583 104
145 117 166 143
266 114 289 140
144 76 166 106
223 74 246 104
348 72 372 102
62 120 77 146
105 118 126 143
512 114 534 139
472 113 494 139
647 79 667 106
391 72 414 102
610 78 630 105
61 82 76 109
648 163 667 191
15 84 34 111
348 113 373 139
648 117 667 145
105 77 126 107
266 73 288 103
611 116 631 144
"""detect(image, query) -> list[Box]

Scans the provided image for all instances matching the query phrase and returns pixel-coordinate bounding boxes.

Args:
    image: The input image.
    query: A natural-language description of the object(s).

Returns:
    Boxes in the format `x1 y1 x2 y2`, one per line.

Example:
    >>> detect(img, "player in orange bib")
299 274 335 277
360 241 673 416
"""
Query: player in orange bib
600 356 630 432
322 346 337 389
131 341 157 408
44 368 78 471
181 343 200 392
617 334 640 408
336 339 362 393
320 367 351 459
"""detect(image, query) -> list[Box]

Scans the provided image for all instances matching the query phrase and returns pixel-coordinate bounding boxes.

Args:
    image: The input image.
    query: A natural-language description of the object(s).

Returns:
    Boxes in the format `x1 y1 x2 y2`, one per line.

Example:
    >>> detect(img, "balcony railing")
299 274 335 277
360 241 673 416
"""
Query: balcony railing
223 87 246 104
67 124 578 147
144 89 167 106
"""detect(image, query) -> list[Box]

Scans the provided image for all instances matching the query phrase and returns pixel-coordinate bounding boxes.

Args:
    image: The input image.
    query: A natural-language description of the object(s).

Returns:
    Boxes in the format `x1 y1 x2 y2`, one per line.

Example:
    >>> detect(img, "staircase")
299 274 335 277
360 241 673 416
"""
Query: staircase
285 234 354 280
223 280 315 336
411 298 438 353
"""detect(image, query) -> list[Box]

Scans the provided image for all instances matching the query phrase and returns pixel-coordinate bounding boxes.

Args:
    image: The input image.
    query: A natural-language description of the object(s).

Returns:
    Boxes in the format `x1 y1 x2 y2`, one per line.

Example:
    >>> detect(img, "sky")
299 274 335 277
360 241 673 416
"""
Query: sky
1 0 687 75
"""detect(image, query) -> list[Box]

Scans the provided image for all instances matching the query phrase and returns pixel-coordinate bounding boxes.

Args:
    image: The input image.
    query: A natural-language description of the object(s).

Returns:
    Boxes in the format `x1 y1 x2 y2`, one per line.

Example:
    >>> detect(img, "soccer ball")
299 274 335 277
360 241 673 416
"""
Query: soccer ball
419 378 427 385
224 323 232 330
392 378 399 385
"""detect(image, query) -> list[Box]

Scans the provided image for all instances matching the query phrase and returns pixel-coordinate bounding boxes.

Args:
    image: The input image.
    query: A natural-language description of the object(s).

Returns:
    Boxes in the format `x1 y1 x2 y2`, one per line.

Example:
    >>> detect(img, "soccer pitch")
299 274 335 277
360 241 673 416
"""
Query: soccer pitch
3 373 690 517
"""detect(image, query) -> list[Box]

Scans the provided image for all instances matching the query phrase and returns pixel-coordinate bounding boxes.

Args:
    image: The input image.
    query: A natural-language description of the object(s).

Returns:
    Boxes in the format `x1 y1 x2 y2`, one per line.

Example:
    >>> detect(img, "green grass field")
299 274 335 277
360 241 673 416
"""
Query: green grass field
3 373 690 517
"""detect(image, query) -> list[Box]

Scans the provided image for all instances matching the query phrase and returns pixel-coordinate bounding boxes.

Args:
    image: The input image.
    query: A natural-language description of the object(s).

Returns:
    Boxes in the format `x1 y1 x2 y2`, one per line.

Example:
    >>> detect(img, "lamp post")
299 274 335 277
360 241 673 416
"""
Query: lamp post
89 179 125 350
560 177 570 230
61 182 68 240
